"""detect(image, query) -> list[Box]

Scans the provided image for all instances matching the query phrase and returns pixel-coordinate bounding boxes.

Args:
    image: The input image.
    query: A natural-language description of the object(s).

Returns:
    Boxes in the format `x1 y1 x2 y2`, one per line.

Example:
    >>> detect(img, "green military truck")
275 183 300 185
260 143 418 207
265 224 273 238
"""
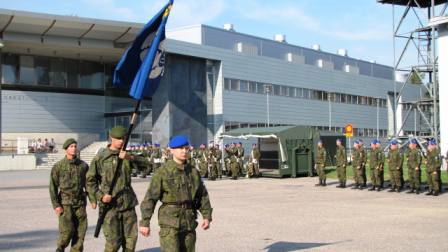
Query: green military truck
222 126 345 178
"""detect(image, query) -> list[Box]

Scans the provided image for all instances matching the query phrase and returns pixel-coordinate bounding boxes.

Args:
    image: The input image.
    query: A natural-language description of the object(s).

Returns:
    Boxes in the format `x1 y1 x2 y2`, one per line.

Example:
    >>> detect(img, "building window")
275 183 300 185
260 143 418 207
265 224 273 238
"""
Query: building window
79 61 104 90
240 80 248 92
273 84 281 95
249 81 257 93
230 79 239 91
256 82 265 94
50 58 67 87
224 78 230 90
1 54 19 84
35 56 51 85
19 55 36 85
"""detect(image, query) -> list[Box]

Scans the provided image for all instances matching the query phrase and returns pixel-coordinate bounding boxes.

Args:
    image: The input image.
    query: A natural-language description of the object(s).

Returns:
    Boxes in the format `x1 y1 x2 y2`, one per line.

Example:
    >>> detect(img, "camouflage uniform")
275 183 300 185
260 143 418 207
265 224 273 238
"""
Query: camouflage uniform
406 148 422 192
359 146 367 187
197 148 209 178
248 147 261 178
236 145 245 176
215 147 223 179
208 147 218 180
425 148 442 195
335 145 346 187
50 156 89 252
352 147 360 187
315 146 327 186
388 148 403 191
151 147 163 173
226 147 239 180
140 160 213 252
86 148 139 252
369 148 383 190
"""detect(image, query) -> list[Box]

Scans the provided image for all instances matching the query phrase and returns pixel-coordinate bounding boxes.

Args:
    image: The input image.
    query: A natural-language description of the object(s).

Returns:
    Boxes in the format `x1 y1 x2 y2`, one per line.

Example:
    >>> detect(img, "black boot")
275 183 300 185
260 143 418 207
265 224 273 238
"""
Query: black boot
315 179 322 186
322 179 327 186
388 187 395 192
352 184 359 189
425 190 433 196
406 189 415 194
368 186 376 191
336 182 342 188
376 186 382 192
433 191 439 196
341 182 346 188
415 189 420 194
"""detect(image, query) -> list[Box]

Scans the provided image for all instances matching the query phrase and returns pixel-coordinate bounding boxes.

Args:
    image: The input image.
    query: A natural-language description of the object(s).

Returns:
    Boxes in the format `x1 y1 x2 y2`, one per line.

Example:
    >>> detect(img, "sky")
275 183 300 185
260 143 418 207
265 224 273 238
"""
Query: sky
0 0 438 66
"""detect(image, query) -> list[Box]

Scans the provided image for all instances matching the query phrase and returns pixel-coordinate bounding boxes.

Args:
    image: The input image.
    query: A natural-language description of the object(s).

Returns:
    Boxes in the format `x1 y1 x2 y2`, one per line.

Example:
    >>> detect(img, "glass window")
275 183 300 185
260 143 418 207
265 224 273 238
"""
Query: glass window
322 91 328 101
240 80 248 92
360 96 367 105
35 56 51 85
312 90 322 100
303 88 311 99
19 55 36 85
283 86 289 96
256 82 265 94
273 84 281 95
1 54 19 84
80 61 104 90
288 87 296 97
249 81 257 93
230 79 239 91
341 94 347 103
50 58 66 87
296 88 303 98
66 59 79 89
224 78 230 90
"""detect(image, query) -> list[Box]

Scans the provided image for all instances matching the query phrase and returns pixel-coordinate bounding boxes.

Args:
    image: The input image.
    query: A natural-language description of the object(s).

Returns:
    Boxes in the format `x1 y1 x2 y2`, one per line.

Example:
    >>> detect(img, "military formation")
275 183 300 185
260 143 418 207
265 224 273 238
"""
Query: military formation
316 138 445 196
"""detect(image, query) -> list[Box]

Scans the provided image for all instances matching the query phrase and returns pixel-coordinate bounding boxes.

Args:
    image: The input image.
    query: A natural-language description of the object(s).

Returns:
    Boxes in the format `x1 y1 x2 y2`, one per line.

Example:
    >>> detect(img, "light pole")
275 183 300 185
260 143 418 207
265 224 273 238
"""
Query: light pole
265 85 272 127
0 37 4 153
328 93 332 131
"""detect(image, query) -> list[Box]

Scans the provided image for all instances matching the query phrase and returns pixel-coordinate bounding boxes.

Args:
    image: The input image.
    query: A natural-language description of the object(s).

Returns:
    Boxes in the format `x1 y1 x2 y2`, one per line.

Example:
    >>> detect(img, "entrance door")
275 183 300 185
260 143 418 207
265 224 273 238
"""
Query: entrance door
295 145 311 176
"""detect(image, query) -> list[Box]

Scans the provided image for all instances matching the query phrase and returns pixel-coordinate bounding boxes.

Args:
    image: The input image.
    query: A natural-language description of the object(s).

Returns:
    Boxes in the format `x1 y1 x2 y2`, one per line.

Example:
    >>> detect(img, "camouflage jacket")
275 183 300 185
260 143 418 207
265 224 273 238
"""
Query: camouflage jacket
86 148 138 211
406 148 422 169
226 147 238 162
197 149 209 163
426 149 441 172
388 149 403 171
49 156 89 209
359 147 367 165
250 149 261 162
369 148 384 170
335 145 346 167
315 147 326 165
140 160 213 230
236 147 245 159
352 148 361 167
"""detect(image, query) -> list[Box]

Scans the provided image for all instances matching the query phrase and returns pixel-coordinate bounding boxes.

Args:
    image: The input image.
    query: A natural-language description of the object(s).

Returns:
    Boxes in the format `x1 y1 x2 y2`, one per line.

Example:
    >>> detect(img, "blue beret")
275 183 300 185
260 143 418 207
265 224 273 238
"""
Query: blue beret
154 143 160 147
238 142 242 145
354 140 359 144
428 139 436 146
317 139 322 144
358 139 364 143
410 139 418 145
336 139 342 142
390 139 398 145
168 135 189 148
225 144 229 148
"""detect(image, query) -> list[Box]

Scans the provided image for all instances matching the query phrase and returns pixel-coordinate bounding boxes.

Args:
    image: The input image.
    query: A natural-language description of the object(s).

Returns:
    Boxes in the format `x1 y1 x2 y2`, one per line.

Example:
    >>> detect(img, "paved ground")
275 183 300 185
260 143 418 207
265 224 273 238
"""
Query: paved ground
0 170 448 252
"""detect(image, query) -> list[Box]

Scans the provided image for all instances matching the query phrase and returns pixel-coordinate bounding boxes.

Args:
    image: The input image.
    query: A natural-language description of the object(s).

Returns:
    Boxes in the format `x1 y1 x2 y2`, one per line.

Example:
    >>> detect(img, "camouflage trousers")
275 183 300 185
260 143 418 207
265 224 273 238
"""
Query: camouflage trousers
230 161 239 179
355 166 365 185
247 162 260 177
198 163 208 177
159 227 196 252
217 162 223 177
427 170 441 193
316 164 326 180
103 207 138 252
370 168 383 187
336 165 346 183
352 165 358 182
57 205 87 252
408 167 421 189
237 159 244 175
389 169 402 188
208 163 218 180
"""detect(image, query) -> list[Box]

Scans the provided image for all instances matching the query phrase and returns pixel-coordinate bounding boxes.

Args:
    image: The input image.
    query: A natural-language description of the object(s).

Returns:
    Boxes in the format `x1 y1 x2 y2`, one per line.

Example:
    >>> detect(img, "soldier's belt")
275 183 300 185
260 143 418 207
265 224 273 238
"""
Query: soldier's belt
162 201 195 209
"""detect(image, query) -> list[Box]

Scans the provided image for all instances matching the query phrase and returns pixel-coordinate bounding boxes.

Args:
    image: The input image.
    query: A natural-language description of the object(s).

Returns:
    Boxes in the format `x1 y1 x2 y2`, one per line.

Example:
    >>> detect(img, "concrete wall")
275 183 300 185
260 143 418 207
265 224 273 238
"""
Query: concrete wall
152 53 208 147
0 154 36 170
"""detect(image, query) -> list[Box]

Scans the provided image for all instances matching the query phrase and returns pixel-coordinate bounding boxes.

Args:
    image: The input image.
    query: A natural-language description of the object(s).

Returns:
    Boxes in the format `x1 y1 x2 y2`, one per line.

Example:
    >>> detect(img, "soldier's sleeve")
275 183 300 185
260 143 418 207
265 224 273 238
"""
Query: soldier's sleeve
86 157 103 203
196 179 213 221
140 169 163 227
417 152 422 166
49 164 61 209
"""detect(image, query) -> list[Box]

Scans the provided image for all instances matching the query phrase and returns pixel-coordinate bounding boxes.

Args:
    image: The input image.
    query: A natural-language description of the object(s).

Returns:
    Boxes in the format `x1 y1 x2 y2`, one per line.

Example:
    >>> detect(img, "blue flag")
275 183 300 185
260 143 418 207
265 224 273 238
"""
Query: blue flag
113 0 173 100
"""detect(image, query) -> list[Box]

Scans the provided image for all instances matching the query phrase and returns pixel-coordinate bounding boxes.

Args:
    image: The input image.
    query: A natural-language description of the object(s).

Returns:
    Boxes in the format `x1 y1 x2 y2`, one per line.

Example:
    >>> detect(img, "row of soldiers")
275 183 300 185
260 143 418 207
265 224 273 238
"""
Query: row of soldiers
316 138 444 196
129 141 262 180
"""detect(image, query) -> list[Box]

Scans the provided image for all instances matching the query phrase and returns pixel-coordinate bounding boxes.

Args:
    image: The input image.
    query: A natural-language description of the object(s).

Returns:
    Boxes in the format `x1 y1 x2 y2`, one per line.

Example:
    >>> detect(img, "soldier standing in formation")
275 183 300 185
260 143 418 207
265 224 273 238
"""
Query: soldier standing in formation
236 142 245 176
351 140 362 189
425 140 441 196
86 125 139 252
207 144 218 180
368 140 383 191
335 139 347 188
358 140 367 188
151 143 162 173
197 144 209 178
248 143 261 178
406 139 422 194
387 139 403 193
227 143 239 180
50 138 91 252
139 135 213 252
315 140 327 186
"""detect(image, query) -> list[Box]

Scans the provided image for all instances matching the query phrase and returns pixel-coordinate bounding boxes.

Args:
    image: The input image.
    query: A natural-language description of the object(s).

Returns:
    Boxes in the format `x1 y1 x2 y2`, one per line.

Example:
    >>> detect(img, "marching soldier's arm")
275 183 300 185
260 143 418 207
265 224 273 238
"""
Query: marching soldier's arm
140 170 163 227
49 164 61 209
197 180 213 222
86 157 103 204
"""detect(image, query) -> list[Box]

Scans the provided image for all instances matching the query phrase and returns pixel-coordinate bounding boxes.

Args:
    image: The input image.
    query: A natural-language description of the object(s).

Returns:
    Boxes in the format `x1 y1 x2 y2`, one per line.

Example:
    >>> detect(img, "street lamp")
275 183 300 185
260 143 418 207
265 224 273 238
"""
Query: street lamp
328 92 332 131
265 84 272 127
0 37 4 153
376 97 380 139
